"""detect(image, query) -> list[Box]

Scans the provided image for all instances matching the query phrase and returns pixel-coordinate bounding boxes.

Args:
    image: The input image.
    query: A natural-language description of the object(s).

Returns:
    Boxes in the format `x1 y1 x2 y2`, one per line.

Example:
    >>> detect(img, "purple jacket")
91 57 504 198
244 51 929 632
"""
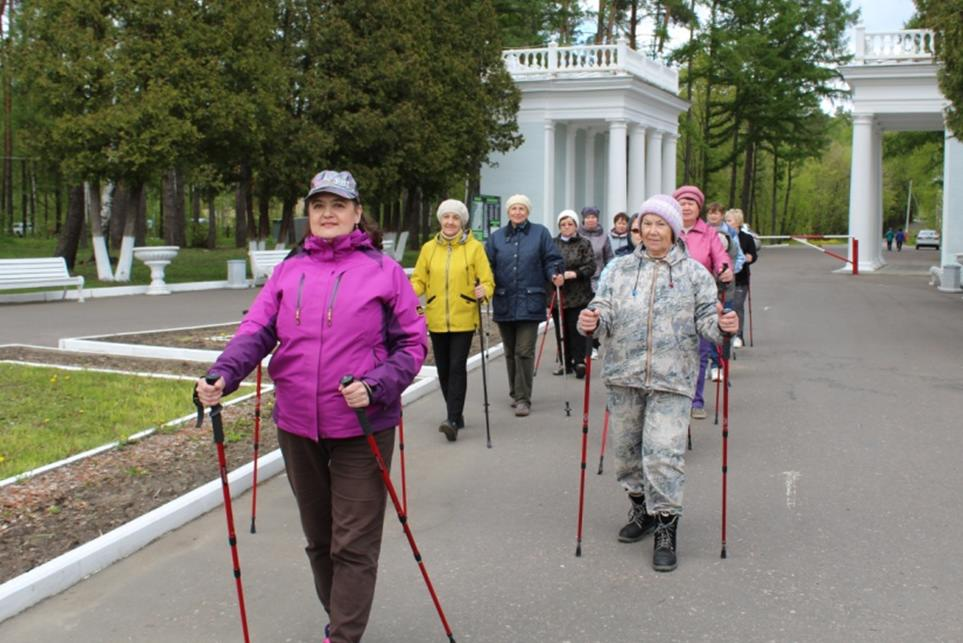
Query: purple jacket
210 230 427 441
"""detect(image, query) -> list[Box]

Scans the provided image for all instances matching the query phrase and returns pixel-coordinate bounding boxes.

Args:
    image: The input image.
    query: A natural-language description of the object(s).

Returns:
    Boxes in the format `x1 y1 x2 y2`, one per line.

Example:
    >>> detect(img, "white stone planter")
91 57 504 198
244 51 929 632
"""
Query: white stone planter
133 246 179 295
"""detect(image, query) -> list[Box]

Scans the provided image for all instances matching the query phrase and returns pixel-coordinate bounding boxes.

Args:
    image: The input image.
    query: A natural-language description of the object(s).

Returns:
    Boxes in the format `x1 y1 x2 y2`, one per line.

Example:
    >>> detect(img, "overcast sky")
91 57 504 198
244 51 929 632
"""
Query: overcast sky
849 0 917 32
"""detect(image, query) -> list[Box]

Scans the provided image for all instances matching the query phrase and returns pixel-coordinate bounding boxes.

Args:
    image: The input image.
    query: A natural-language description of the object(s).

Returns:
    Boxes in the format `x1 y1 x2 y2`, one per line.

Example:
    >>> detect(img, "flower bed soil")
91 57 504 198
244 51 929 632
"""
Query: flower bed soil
0 316 504 584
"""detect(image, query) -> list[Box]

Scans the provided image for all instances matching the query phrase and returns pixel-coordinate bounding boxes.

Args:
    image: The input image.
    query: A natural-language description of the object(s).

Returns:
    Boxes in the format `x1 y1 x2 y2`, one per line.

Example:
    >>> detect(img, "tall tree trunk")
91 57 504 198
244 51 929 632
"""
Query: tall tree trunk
2 6 13 232
700 1 720 189
595 0 605 44
258 190 271 241
728 119 741 207
20 158 27 234
55 185 85 269
191 185 201 223
108 182 129 249
55 172 63 234
278 195 296 245
234 169 249 248
739 135 755 214
162 168 185 246
783 158 794 235
629 0 638 49
769 152 779 233
133 182 147 245
206 191 217 249
86 181 114 280
682 0 697 184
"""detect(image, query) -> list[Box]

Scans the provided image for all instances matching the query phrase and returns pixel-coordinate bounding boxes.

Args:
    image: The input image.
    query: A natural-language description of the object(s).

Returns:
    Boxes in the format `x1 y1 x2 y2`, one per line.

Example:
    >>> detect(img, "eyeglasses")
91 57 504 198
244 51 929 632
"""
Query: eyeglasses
630 228 640 233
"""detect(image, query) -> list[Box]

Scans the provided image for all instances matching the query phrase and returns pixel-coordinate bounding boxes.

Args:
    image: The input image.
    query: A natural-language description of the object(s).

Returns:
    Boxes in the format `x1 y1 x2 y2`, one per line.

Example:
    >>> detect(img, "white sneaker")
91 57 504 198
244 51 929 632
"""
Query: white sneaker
591 348 599 359
710 367 721 382
732 337 744 349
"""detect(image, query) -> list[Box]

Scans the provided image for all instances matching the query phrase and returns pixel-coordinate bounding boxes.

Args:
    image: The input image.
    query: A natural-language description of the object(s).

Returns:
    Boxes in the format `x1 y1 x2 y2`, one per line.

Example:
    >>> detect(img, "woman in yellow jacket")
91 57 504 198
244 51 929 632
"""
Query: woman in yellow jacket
411 199 495 442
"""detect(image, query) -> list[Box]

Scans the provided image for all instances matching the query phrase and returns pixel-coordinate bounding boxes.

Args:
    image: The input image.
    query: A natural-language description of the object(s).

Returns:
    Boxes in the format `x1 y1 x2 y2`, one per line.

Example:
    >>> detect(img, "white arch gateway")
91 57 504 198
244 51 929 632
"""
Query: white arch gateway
480 39 689 230
841 27 962 286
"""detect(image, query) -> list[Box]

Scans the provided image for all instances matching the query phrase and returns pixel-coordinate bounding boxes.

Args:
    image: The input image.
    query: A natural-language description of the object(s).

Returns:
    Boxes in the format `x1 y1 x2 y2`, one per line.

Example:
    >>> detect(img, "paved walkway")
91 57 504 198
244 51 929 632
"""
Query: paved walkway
2 246 962 641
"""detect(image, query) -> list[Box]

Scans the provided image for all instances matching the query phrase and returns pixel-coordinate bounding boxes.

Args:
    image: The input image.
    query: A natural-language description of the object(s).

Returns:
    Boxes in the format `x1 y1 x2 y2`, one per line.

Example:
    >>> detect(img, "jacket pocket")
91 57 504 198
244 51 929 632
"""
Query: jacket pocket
492 287 509 317
524 286 545 315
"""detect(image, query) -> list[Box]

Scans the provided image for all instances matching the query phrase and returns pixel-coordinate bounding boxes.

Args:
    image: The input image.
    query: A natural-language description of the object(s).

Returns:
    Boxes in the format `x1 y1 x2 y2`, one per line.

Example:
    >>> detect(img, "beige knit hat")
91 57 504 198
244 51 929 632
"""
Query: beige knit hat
505 194 533 215
436 199 470 227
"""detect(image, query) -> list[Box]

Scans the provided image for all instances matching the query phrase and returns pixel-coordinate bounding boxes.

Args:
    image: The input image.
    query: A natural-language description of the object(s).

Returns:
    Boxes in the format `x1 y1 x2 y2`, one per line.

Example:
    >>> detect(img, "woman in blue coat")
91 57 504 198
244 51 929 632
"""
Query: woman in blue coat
485 194 563 417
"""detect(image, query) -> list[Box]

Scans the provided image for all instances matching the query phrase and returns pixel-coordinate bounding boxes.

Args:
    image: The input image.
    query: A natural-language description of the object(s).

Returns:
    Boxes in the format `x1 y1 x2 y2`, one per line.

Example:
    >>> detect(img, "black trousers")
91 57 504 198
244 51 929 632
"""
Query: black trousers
551 305 586 371
430 330 474 424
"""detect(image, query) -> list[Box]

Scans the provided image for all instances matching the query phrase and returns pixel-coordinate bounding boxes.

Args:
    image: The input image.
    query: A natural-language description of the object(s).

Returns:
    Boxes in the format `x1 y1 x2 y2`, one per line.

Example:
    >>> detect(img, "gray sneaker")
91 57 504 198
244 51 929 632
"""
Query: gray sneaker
691 406 707 420
514 402 530 417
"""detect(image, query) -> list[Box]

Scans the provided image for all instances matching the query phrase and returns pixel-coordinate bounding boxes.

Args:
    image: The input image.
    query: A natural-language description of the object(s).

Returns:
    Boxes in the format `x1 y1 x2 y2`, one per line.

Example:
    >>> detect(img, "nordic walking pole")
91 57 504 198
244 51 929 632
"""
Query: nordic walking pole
341 375 456 642
250 362 262 534
193 378 251 643
596 407 610 475
714 272 728 426
556 284 571 417
575 331 593 557
534 289 557 377
721 311 733 560
476 278 492 448
687 424 693 451
398 411 407 513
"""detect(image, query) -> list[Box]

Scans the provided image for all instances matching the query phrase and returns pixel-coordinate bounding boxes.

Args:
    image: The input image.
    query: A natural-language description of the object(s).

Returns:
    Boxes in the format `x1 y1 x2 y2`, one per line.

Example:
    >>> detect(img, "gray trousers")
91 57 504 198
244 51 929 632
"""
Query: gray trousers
497 321 539 405
607 385 690 515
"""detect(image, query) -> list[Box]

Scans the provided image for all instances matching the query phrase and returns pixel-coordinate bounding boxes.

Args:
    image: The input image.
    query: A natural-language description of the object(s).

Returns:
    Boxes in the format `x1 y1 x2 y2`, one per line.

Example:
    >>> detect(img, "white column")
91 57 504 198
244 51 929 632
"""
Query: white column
607 120 628 219
662 133 678 194
585 130 596 209
565 125 577 210
645 129 663 199
940 123 963 289
543 120 555 227
848 113 880 272
628 124 646 213
872 120 884 268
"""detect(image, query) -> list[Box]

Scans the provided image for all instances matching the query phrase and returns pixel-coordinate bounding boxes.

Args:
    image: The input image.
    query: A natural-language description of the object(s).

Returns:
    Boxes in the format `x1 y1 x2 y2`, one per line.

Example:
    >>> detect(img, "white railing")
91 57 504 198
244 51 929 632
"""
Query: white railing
853 27 937 64
502 38 679 93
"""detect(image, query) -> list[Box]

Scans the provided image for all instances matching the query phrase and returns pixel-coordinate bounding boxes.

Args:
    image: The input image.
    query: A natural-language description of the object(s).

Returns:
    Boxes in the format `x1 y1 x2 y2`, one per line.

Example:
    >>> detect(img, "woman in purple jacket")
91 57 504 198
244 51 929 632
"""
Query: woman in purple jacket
195 170 427 643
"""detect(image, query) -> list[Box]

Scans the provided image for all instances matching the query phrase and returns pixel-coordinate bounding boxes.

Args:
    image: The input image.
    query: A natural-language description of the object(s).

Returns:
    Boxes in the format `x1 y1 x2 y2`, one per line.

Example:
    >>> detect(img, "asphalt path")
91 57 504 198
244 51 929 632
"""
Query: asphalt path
1 246 961 642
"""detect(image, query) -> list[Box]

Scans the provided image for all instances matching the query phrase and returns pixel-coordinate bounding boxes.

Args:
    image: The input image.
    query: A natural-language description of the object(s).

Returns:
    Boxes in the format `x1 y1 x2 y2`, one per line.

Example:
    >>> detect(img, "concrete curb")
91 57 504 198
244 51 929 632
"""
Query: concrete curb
0 280 240 305
0 322 525 623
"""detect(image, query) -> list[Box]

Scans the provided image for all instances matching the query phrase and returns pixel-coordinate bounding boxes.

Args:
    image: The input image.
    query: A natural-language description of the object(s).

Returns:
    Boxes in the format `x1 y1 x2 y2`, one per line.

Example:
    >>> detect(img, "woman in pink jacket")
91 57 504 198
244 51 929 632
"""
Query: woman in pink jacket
196 170 427 643
672 185 732 420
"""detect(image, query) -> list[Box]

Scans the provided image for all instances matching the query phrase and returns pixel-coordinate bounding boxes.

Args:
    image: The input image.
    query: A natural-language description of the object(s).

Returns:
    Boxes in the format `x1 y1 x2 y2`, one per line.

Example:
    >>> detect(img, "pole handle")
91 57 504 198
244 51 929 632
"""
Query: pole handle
341 375 374 437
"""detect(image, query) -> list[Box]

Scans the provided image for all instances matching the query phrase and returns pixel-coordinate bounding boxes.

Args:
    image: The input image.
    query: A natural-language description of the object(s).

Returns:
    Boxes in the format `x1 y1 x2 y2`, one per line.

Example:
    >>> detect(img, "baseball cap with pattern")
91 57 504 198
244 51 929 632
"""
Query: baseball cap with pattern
306 170 359 201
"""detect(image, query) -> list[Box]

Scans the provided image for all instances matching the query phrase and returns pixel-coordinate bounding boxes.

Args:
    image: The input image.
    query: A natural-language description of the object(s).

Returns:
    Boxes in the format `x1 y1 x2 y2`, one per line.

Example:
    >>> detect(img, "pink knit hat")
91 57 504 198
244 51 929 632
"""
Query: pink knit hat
639 195 683 240
672 185 705 210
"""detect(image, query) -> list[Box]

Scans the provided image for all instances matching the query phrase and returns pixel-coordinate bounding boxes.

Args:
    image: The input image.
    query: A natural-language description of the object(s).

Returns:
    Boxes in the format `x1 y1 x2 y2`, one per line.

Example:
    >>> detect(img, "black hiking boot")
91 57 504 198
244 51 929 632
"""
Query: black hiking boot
617 494 656 543
652 513 679 572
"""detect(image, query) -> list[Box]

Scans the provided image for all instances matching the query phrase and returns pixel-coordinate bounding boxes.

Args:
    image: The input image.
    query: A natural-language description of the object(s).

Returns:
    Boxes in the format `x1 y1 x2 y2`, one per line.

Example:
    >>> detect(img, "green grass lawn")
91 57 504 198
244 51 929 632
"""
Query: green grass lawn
0 363 240 479
0 234 417 290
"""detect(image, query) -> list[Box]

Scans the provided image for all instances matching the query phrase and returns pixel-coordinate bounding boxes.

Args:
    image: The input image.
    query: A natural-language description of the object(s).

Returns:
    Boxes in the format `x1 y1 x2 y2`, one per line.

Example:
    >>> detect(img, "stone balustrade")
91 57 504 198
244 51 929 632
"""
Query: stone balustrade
502 38 678 93
853 27 937 64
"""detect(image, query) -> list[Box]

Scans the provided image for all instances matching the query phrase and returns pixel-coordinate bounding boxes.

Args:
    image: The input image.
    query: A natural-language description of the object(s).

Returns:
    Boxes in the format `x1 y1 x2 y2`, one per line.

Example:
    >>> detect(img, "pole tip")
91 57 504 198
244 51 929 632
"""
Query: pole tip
250 519 256 534
487 440 493 449
721 546 727 559
575 544 582 557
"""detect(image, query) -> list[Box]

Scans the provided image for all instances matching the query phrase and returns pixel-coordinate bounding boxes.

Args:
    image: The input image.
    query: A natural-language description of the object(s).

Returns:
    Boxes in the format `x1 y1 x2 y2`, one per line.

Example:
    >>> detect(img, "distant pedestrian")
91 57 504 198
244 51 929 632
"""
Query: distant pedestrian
485 194 564 417
578 206 614 292
609 212 631 255
615 213 642 257
196 169 427 643
895 228 906 251
410 199 495 442
725 208 758 349
578 194 739 572
551 209 595 378
672 185 732 420
885 227 895 251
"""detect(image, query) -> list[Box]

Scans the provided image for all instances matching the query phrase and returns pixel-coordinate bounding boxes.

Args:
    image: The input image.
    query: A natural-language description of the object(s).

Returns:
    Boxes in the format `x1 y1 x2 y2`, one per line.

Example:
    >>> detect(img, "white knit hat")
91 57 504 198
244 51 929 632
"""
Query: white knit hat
639 194 683 240
556 209 579 229
436 199 470 227
505 194 533 215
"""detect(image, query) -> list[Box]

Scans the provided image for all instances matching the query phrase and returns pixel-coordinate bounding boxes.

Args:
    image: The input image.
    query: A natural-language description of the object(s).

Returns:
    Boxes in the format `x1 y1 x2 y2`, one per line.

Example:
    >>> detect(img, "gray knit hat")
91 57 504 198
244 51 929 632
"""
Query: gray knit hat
639 194 683 240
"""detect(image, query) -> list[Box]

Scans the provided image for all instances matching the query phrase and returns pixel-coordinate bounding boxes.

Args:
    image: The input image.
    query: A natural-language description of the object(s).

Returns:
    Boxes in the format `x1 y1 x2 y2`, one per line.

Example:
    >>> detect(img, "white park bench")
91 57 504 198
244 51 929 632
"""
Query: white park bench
381 230 409 263
0 257 85 302
249 249 290 286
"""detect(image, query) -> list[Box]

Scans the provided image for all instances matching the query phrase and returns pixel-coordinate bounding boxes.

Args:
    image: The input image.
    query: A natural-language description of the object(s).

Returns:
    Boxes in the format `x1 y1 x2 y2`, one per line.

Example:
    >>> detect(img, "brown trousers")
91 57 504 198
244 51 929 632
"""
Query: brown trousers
278 426 395 643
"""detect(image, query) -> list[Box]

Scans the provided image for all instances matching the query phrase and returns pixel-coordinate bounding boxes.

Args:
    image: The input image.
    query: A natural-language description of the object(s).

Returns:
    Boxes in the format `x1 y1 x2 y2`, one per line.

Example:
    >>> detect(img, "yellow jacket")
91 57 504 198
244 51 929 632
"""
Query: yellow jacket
410 231 495 333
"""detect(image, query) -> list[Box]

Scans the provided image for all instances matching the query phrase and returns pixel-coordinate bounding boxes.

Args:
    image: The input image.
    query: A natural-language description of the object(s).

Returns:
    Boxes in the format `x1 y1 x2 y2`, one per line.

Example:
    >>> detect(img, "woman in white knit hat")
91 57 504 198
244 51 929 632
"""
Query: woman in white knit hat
484 194 564 417
551 209 596 378
579 194 738 572
411 199 495 441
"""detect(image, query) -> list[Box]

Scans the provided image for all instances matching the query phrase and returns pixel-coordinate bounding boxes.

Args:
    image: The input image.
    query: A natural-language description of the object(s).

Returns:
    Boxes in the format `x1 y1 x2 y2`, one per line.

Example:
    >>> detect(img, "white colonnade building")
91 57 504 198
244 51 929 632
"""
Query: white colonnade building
480 39 688 230
841 27 962 285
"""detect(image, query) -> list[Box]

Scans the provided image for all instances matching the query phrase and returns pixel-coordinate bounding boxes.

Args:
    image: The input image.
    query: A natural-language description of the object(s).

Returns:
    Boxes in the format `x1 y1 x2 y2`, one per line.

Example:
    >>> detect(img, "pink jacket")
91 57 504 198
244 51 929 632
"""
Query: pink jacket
680 218 729 277
210 230 427 441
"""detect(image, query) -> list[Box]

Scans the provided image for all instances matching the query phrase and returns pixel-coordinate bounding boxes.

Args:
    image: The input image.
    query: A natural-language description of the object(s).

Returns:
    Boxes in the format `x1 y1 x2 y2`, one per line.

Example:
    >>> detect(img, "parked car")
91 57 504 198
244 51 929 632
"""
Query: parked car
915 229 940 250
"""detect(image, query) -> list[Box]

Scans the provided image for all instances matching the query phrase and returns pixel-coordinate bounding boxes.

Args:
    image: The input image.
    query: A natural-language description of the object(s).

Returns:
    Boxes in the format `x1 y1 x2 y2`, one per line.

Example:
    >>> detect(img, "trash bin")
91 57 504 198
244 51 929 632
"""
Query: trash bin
939 263 961 292
227 259 248 289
